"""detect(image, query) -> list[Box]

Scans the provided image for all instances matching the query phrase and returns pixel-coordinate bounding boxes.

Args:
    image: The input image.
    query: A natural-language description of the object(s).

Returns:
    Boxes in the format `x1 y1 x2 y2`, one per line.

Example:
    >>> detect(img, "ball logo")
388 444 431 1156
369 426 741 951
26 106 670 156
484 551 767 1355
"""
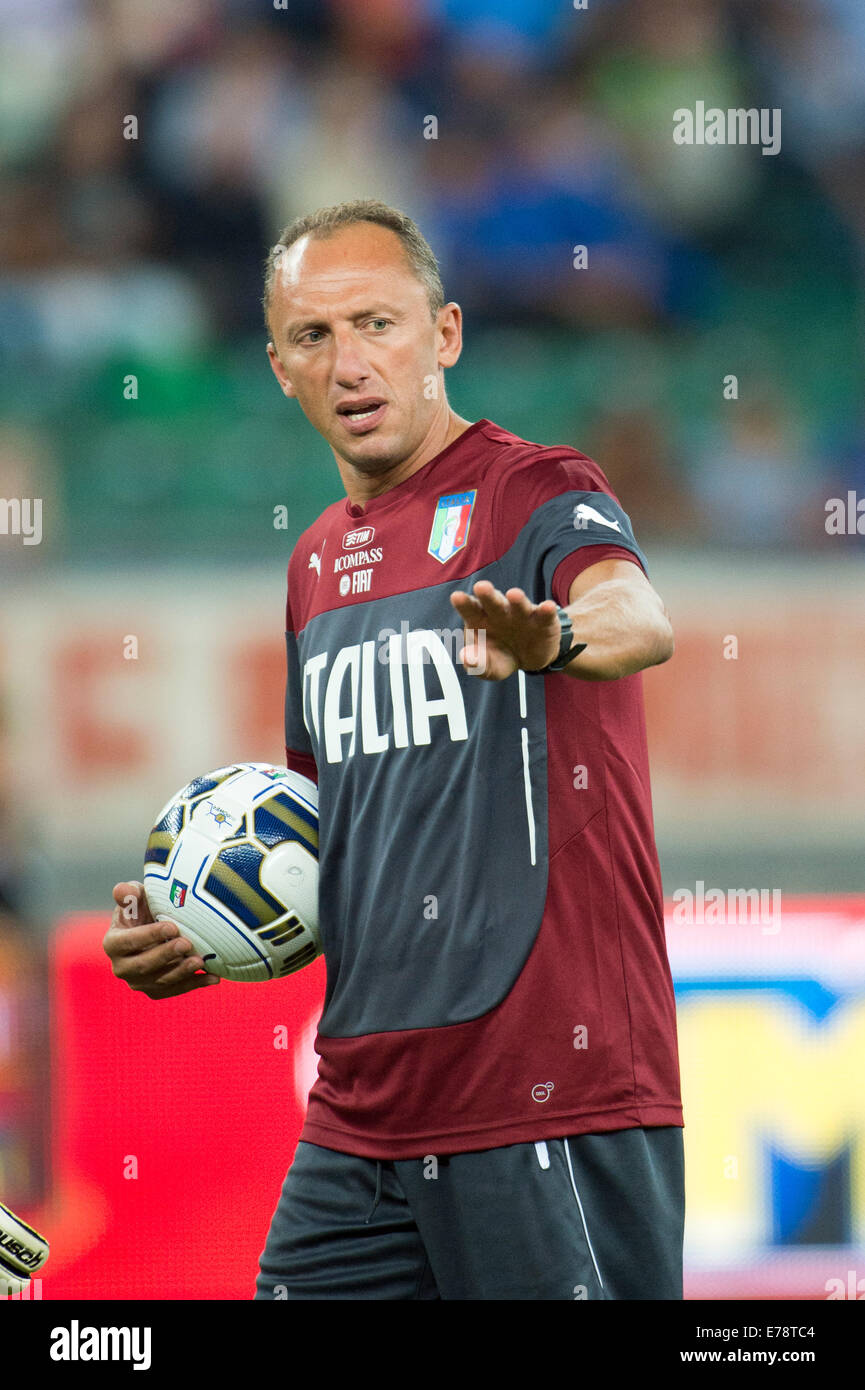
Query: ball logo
343 526 375 549
531 1082 555 1103
193 800 241 840
169 879 187 908
339 574 351 596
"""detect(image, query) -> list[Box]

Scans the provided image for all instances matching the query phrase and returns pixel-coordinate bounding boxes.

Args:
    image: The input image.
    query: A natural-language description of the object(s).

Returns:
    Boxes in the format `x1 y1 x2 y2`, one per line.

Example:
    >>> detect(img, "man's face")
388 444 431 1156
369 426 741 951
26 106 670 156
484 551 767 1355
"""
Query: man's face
266 223 461 476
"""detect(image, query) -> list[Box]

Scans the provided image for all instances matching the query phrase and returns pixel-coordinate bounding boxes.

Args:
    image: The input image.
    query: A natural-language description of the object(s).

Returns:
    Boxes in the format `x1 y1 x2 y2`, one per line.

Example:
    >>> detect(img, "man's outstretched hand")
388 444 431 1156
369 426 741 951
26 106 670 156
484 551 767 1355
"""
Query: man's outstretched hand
450 581 563 680
451 560 675 684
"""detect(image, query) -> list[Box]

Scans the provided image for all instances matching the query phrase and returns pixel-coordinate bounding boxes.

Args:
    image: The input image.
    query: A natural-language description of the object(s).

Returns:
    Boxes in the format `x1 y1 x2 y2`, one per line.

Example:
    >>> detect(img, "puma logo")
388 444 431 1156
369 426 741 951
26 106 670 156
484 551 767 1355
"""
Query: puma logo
573 502 622 533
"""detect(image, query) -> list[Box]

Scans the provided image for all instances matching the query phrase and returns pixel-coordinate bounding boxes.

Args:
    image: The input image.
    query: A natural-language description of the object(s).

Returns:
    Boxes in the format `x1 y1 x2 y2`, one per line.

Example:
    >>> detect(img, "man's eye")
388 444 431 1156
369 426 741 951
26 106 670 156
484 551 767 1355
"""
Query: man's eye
300 331 324 345
368 319 389 330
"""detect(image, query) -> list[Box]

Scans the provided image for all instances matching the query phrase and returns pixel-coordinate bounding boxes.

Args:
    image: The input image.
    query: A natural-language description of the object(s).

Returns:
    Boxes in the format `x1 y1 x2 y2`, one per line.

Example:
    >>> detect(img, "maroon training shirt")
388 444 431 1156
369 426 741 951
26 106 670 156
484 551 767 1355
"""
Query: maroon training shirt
282 419 682 1157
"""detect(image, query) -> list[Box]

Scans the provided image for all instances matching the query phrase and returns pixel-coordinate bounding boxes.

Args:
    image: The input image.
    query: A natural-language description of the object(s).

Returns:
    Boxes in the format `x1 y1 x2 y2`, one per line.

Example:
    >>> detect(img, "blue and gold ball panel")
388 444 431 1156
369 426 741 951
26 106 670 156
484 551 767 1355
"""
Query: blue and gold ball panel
144 800 186 867
203 842 286 930
178 766 244 804
254 791 319 857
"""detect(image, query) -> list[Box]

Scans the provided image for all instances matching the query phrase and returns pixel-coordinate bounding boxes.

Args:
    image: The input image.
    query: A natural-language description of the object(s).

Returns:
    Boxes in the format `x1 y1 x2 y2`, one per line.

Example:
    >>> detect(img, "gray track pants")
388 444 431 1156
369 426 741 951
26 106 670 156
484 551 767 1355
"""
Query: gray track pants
254 1125 684 1300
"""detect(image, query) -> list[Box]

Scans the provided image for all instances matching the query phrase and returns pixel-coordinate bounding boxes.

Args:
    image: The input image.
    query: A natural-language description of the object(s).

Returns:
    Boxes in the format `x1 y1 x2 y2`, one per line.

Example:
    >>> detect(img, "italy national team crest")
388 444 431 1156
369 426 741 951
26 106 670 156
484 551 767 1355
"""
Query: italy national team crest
169 879 187 908
428 491 477 564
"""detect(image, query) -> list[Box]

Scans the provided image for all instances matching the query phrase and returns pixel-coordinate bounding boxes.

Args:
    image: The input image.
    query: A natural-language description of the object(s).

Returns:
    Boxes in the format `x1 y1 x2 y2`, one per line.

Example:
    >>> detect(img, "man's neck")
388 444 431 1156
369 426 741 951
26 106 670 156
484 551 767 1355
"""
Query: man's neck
336 409 475 507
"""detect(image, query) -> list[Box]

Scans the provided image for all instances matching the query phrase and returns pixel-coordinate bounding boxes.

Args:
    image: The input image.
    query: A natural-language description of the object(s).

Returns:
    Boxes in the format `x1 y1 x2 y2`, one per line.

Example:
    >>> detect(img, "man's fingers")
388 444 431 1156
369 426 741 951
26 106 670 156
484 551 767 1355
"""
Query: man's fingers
502 586 531 614
112 880 155 926
450 583 562 679
112 879 143 905
449 590 485 622
505 589 557 620
105 917 181 958
149 951 212 987
106 934 198 986
141 973 221 1001
112 879 144 908
450 584 511 631
113 938 217 992
119 937 199 979
453 584 556 627
469 581 510 618
451 582 507 614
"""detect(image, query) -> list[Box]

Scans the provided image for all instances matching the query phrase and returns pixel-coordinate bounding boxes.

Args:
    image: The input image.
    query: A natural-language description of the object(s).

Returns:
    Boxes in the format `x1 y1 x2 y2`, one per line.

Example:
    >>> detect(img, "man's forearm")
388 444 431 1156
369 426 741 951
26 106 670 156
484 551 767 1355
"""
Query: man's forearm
557 577 674 681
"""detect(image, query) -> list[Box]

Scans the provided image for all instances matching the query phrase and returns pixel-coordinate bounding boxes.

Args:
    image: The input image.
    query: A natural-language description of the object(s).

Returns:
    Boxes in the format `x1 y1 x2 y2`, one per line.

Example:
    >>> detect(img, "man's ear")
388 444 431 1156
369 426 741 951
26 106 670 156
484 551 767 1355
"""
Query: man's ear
436 302 463 370
267 341 297 399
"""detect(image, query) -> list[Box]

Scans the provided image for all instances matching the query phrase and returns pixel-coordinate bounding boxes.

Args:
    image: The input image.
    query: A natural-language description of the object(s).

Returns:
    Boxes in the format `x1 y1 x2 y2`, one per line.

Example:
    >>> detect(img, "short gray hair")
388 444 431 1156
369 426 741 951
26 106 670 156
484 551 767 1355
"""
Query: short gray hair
263 198 445 338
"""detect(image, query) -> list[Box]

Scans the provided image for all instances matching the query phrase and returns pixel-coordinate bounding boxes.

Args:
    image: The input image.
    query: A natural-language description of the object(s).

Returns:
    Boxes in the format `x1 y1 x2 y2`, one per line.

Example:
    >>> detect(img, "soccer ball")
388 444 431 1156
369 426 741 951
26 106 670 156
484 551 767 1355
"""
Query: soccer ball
142 763 320 982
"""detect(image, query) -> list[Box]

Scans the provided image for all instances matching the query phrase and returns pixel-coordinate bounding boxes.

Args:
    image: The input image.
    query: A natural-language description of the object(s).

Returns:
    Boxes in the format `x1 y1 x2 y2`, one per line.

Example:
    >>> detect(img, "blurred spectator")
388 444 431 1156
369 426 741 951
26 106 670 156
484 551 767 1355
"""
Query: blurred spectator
745 0 865 243
263 54 426 243
691 393 827 546
437 0 578 64
423 69 677 328
0 0 859 551
584 0 760 233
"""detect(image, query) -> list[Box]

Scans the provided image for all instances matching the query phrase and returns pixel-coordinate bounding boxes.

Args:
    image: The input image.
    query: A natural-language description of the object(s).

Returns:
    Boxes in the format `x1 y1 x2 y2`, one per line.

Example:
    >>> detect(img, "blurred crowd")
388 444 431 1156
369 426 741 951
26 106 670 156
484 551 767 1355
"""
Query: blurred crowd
1 0 864 548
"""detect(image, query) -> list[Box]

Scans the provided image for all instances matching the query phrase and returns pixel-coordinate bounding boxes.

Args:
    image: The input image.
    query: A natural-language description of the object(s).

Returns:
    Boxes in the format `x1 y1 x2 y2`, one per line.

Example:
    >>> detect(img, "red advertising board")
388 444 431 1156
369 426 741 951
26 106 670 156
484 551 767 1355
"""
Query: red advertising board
31 914 325 1300
8 899 865 1300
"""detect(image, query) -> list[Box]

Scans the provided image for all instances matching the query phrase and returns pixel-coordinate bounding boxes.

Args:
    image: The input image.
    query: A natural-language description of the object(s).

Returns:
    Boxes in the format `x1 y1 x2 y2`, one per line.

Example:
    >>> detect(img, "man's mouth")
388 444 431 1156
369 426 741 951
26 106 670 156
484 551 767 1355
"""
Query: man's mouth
336 399 387 434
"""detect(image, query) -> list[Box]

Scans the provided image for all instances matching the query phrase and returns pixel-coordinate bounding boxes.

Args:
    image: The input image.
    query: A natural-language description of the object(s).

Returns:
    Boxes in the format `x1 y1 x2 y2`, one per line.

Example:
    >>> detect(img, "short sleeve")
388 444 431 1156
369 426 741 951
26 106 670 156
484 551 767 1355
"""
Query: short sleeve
491 449 648 604
551 543 646 606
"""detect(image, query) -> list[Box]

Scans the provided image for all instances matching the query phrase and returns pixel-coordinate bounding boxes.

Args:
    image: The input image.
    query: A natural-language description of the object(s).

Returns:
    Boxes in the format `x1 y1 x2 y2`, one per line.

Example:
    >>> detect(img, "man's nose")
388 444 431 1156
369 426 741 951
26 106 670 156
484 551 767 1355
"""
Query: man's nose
332 330 370 386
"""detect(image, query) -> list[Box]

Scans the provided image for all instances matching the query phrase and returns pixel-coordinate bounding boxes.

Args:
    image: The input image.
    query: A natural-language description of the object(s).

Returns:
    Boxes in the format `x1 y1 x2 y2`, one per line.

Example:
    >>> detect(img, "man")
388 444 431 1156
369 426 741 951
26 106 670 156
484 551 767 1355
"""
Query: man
104 198 683 1301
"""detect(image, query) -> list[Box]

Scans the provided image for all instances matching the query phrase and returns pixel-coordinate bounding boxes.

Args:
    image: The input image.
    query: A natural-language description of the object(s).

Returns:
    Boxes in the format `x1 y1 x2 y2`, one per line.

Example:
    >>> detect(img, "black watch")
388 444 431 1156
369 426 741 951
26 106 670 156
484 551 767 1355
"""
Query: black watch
524 607 587 674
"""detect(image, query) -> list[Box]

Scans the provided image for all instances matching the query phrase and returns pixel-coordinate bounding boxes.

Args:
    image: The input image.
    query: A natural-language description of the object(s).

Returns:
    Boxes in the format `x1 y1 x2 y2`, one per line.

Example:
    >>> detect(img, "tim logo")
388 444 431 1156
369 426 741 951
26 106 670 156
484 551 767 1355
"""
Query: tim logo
343 527 375 549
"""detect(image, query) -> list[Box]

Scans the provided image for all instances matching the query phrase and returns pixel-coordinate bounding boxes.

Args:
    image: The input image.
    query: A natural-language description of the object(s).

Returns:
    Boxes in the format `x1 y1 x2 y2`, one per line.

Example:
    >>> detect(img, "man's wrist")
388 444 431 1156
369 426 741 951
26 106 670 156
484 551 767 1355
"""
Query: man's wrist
524 606 587 674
